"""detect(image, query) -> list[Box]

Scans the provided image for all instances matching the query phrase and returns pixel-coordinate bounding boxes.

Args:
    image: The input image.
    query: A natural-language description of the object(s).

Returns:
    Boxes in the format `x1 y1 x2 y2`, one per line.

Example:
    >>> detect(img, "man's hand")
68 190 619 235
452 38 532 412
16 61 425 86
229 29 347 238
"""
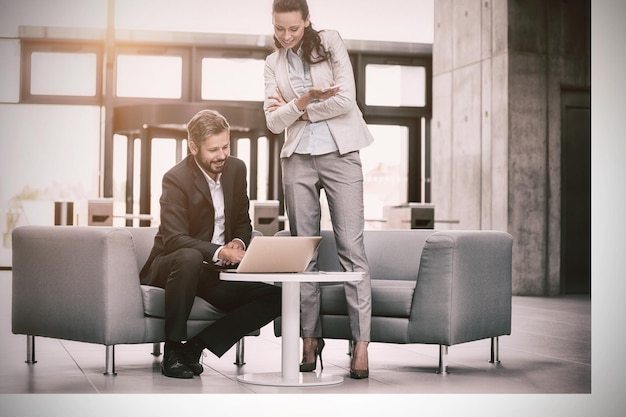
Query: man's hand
220 239 246 265
224 239 244 251
219 247 245 266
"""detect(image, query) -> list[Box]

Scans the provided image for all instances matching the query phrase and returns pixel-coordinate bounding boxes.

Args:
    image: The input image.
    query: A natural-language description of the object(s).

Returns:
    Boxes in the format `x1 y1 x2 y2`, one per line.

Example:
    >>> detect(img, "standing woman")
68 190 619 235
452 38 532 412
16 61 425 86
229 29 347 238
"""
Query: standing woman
263 0 374 379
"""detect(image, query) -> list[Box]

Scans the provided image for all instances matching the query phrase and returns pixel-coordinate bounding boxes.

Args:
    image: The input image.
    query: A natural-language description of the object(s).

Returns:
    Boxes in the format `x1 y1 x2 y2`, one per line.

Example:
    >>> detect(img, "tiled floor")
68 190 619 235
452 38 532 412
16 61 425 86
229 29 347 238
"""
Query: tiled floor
0 270 597 414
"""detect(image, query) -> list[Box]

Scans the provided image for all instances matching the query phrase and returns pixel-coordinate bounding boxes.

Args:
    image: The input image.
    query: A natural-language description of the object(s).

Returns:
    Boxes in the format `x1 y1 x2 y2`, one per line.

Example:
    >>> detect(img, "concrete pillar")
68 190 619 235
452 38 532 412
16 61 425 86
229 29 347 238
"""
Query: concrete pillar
432 0 590 295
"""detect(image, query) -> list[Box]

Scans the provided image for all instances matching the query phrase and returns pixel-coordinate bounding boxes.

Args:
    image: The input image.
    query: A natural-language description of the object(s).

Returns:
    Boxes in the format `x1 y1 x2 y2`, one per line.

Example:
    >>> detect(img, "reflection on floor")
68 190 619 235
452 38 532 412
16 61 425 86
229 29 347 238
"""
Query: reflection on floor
0 271 590 395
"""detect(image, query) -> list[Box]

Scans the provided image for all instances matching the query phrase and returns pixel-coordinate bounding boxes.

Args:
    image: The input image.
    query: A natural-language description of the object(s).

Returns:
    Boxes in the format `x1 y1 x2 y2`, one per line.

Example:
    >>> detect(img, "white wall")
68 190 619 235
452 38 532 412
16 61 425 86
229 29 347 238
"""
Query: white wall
0 0 433 43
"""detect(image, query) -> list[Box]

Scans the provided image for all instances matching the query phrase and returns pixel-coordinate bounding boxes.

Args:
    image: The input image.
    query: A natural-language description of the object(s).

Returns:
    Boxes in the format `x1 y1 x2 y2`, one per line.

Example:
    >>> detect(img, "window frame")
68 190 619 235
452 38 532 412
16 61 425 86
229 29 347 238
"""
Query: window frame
20 39 104 105
113 44 191 104
193 48 269 102
355 53 432 120
16 32 433 216
353 52 432 202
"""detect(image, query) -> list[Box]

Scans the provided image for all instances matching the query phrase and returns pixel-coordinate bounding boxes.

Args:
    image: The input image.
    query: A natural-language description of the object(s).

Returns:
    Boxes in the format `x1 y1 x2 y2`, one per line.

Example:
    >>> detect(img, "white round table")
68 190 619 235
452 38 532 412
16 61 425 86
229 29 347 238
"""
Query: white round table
220 271 364 387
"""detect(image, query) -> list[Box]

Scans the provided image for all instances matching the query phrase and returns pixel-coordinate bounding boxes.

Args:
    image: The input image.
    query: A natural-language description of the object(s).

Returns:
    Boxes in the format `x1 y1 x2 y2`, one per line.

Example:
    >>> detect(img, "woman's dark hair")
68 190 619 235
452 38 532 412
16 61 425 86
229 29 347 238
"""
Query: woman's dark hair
272 0 330 64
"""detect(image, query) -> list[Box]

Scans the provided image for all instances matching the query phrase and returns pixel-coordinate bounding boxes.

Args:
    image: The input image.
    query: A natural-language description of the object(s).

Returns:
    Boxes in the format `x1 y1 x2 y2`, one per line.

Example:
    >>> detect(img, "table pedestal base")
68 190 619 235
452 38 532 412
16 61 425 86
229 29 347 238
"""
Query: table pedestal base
236 372 343 387
220 271 362 388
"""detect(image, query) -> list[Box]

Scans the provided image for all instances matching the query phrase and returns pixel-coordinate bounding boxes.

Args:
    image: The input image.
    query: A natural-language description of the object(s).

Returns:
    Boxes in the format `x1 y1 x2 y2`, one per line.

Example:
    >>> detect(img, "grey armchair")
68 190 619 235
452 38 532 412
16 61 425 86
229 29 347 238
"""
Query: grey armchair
275 229 513 374
11 225 257 375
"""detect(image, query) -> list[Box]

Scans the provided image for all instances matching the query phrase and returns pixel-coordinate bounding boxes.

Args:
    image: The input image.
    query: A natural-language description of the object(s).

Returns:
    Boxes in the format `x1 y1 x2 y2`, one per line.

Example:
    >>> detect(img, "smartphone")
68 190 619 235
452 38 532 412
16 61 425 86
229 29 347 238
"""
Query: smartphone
321 83 343 92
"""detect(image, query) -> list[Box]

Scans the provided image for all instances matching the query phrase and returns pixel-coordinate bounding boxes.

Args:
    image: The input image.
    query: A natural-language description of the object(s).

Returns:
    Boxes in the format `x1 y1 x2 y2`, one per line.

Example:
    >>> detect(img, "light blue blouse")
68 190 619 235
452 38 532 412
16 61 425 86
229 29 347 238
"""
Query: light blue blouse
286 48 338 155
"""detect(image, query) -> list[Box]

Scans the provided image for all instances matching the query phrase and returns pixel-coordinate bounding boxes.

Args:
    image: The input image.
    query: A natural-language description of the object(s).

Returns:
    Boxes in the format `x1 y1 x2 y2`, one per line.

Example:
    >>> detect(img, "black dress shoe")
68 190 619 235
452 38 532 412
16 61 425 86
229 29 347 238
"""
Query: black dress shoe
181 339 205 376
161 345 194 379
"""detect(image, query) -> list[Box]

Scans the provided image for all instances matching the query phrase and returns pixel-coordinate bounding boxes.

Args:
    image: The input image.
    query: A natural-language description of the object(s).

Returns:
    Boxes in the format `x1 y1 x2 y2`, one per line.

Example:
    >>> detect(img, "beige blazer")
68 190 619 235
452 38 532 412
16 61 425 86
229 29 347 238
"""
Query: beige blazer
264 30 374 158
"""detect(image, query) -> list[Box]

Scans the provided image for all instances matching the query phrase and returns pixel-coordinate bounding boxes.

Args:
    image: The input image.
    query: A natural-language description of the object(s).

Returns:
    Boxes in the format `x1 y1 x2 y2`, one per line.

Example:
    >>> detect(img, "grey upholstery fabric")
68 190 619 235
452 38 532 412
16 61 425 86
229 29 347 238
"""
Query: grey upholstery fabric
321 280 415 317
408 231 513 345
11 225 258 348
12 226 150 345
316 229 428 281
141 285 224 320
274 228 513 349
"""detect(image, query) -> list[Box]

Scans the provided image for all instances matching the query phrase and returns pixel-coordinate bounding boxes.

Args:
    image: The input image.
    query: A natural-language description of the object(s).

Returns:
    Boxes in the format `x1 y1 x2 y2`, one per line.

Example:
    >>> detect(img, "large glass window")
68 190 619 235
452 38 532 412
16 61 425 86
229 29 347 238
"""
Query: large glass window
30 52 98 96
0 104 101 230
115 135 270 228
112 134 131 227
149 138 182 224
256 136 269 201
116 55 183 99
113 136 188 227
361 125 409 228
234 137 252 196
316 124 409 231
4 2 432 269
201 58 265 101
19 41 102 104
365 64 426 107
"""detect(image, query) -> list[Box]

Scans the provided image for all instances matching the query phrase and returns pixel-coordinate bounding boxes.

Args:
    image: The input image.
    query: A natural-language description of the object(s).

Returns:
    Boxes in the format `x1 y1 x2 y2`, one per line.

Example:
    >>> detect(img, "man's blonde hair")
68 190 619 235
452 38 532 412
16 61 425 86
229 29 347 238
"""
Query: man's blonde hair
187 109 230 146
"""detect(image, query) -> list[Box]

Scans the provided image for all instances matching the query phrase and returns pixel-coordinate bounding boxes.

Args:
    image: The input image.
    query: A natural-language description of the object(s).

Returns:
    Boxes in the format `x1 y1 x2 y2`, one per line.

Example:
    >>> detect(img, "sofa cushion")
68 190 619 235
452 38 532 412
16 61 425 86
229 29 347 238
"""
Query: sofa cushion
315 229 430 282
140 285 224 321
320 279 415 318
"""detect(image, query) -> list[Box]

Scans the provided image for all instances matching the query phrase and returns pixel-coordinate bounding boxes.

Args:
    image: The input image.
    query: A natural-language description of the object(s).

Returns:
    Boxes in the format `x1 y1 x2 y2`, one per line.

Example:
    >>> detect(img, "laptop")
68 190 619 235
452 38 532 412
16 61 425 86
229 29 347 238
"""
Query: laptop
234 236 322 273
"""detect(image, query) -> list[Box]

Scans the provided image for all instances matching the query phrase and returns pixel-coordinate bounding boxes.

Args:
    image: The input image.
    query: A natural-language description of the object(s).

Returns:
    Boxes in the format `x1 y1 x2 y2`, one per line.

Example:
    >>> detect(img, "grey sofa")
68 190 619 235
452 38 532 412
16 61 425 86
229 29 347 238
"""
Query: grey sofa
11 225 257 375
275 229 513 374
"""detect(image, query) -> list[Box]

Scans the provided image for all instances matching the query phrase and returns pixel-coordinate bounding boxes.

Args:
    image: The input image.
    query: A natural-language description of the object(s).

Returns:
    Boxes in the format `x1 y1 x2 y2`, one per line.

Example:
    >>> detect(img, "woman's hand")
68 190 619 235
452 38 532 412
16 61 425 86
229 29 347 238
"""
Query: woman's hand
268 83 339 115
294 83 340 112
267 88 287 113
307 83 340 101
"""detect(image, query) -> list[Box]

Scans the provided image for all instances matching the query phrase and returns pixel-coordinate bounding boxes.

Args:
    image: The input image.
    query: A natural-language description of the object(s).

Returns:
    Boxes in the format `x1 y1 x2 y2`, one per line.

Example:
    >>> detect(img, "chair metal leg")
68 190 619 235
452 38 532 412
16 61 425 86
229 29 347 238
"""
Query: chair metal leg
489 336 501 364
26 335 37 364
152 342 161 357
437 345 449 375
104 345 117 376
234 339 245 366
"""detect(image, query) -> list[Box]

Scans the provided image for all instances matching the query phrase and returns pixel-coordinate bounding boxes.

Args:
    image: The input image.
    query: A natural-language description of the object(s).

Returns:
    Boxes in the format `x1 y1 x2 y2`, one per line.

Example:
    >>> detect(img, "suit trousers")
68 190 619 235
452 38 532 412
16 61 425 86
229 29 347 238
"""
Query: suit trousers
140 247 281 357
282 151 372 342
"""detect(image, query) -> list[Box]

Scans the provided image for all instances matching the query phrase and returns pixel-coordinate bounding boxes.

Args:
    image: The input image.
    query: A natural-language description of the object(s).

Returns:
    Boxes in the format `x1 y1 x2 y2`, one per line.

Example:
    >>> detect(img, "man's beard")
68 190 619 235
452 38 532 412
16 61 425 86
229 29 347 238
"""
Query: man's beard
196 156 226 177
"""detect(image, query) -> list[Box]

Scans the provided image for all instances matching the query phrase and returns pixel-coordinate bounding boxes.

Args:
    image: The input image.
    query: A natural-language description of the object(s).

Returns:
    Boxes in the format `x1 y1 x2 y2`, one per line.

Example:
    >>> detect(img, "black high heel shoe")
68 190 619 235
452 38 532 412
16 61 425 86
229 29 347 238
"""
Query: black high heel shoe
300 338 325 372
349 341 369 379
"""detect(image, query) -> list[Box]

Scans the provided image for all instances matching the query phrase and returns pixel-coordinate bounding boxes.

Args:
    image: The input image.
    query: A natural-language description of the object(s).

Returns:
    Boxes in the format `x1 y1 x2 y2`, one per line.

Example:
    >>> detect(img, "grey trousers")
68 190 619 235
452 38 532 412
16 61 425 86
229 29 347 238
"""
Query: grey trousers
282 151 372 342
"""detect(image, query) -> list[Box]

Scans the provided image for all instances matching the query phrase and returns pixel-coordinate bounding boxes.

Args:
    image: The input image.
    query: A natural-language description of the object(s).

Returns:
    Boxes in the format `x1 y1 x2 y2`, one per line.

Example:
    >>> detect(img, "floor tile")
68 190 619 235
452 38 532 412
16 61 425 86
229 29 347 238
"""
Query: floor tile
0 271 592 398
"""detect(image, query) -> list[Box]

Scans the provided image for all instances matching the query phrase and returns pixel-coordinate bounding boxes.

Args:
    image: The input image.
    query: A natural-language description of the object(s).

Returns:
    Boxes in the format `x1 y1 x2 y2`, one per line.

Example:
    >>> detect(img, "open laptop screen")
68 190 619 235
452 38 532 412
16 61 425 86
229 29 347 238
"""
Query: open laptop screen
235 236 322 273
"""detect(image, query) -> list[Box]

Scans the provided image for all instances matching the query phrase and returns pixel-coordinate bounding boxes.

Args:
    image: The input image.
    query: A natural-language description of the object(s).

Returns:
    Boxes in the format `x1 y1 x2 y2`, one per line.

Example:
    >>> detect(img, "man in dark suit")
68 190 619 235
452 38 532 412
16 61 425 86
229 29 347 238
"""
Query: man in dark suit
140 109 281 379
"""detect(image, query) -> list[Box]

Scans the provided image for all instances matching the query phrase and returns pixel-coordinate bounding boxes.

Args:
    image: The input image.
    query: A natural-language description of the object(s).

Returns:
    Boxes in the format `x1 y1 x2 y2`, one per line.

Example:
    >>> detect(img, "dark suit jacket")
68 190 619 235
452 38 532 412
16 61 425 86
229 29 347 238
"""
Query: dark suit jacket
140 154 252 279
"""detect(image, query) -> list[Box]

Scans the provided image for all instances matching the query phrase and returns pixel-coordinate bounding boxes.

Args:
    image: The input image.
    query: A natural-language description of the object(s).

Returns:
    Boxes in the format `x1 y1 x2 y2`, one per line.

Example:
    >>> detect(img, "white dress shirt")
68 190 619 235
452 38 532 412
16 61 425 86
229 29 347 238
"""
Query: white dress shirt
195 160 227 264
